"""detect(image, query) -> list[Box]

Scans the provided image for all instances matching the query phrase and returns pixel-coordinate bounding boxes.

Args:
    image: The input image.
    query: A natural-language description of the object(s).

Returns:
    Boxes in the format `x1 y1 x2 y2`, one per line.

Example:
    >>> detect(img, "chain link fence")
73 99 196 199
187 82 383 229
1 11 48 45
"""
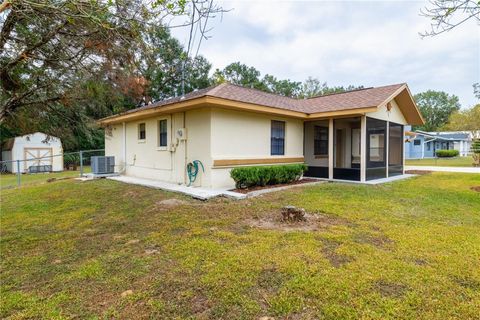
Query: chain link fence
0 149 104 189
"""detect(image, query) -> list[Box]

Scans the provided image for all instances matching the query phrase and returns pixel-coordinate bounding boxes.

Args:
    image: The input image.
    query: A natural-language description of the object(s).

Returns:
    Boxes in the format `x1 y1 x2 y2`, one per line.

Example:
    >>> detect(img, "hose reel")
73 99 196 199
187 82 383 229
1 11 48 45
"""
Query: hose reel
186 160 205 186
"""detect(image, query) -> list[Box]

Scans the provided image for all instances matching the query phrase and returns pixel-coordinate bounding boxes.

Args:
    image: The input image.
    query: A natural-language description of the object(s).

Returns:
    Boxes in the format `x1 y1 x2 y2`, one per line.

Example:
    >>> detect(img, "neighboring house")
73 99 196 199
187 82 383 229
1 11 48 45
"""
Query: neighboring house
99 82 423 189
1 132 64 173
405 127 474 159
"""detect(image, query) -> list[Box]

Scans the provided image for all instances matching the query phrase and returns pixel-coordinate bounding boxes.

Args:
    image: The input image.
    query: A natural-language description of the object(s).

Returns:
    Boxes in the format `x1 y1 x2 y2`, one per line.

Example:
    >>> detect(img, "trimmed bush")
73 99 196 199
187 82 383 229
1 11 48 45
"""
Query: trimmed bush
230 164 307 189
436 149 459 157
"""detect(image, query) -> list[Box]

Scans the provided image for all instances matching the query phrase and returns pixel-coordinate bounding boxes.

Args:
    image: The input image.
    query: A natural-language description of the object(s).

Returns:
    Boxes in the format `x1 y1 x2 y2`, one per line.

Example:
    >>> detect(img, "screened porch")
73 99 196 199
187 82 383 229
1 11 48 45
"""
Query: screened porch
304 116 405 182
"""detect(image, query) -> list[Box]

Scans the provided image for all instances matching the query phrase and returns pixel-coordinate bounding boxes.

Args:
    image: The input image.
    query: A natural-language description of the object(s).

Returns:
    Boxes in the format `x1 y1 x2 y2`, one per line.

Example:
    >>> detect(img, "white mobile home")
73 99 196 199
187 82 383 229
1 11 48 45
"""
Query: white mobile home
1 132 64 173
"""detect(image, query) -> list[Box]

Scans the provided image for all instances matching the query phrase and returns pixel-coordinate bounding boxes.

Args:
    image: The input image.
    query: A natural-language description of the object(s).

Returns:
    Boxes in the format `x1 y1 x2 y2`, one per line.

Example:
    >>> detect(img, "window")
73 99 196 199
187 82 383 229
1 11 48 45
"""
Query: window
426 142 431 151
314 126 328 156
271 120 285 155
158 119 167 147
413 139 421 146
138 123 146 140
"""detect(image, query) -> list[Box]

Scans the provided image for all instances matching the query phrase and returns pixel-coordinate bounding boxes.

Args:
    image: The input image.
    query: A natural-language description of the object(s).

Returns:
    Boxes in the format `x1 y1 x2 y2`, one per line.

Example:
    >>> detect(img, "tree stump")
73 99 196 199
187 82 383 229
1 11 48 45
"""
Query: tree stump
281 206 306 222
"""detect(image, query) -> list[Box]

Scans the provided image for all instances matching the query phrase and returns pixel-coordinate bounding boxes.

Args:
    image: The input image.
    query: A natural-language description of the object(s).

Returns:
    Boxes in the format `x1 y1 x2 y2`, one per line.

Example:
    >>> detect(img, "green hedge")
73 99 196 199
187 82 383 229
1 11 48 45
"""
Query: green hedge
230 164 307 189
436 149 459 157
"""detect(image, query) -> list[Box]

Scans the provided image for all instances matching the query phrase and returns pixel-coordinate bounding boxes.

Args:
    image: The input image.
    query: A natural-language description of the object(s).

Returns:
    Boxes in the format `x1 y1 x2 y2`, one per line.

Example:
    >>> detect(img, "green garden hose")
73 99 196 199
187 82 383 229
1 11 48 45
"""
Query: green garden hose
186 160 205 186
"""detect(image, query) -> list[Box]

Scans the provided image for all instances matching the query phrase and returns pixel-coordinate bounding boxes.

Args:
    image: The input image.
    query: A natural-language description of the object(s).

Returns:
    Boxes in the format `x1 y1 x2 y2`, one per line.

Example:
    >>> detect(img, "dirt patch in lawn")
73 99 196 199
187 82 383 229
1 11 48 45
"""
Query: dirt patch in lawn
320 239 354 268
413 258 428 266
123 190 138 197
156 198 189 207
190 293 211 316
244 210 352 232
231 178 319 194
353 232 394 250
375 280 408 298
47 177 75 183
470 186 480 192
257 267 288 293
453 276 480 290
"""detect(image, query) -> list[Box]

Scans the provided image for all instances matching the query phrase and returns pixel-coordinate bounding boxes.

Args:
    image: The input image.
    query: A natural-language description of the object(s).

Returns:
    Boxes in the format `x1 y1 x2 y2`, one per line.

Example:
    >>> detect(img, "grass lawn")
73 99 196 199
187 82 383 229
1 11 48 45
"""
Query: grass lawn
1 173 479 319
406 157 475 167
0 167 91 190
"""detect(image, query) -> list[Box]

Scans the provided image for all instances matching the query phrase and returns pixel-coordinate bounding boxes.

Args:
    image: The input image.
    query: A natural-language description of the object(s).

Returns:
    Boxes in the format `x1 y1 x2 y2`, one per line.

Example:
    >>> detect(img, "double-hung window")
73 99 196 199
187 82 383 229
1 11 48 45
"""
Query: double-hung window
158 119 167 147
138 123 146 140
271 120 285 155
314 126 328 156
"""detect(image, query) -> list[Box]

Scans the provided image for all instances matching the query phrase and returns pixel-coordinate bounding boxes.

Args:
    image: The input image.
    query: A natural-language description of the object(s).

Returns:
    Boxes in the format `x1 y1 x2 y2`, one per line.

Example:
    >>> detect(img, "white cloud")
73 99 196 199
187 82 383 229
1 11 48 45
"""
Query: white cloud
173 0 480 107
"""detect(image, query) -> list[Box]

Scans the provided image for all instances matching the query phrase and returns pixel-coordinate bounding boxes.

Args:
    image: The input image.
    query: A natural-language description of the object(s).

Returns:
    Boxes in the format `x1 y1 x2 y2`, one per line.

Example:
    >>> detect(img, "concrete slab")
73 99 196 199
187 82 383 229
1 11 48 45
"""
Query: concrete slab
107 175 246 200
362 174 417 185
405 166 480 173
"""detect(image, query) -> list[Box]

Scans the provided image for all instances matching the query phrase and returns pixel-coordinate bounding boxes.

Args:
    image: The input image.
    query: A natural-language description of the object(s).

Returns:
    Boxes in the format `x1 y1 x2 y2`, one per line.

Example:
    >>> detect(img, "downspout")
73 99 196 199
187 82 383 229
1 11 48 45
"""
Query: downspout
170 114 174 181
183 111 187 185
402 125 405 174
118 122 126 174
385 121 389 178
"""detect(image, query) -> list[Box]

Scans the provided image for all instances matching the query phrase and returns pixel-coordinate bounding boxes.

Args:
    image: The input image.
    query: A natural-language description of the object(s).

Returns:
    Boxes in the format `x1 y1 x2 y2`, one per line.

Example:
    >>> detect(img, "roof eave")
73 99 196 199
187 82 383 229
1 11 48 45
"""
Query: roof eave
307 106 378 119
98 97 210 125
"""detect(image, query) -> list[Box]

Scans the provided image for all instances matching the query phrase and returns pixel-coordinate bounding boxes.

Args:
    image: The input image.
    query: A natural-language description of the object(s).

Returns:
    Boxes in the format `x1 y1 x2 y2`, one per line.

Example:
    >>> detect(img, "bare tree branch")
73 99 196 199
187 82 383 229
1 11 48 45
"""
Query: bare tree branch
420 0 480 37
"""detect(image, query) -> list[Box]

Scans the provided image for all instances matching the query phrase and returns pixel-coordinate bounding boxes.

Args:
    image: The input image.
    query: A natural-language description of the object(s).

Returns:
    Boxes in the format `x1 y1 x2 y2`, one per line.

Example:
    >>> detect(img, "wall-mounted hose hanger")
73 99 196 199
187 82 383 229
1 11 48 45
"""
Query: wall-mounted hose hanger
186 160 205 186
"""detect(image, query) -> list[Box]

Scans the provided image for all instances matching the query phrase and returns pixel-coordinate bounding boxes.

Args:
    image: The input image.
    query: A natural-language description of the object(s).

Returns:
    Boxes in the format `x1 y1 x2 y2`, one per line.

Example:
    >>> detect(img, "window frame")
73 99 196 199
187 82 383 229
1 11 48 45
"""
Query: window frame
271 120 285 156
313 125 329 157
138 123 146 142
158 119 168 150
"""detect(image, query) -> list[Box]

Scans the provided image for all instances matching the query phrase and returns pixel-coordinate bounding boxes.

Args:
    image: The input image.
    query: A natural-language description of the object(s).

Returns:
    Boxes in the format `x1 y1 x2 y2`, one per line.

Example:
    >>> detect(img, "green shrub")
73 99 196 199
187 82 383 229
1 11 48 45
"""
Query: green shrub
436 149 459 157
230 164 307 189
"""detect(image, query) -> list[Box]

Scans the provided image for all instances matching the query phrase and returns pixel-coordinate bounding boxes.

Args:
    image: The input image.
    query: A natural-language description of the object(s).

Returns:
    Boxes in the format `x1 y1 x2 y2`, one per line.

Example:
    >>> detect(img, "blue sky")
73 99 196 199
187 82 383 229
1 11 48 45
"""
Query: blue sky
172 0 480 107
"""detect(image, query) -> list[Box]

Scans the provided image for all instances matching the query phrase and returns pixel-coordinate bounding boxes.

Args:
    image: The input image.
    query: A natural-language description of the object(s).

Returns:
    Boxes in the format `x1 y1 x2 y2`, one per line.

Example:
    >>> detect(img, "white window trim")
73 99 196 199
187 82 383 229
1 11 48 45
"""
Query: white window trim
157 118 169 151
138 122 146 143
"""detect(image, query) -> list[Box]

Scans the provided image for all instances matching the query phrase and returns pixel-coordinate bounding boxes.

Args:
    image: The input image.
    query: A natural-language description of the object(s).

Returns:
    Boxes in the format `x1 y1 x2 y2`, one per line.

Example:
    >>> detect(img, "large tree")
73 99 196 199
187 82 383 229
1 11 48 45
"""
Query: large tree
442 104 480 136
213 62 363 99
262 74 302 97
212 62 266 90
0 0 222 120
414 90 461 131
299 77 364 98
0 0 221 150
140 26 211 103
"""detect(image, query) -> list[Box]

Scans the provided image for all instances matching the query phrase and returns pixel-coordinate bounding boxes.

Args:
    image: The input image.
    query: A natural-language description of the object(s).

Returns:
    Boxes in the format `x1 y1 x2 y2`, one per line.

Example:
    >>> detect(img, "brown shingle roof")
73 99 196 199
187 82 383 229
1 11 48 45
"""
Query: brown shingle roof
301 83 405 113
122 82 404 116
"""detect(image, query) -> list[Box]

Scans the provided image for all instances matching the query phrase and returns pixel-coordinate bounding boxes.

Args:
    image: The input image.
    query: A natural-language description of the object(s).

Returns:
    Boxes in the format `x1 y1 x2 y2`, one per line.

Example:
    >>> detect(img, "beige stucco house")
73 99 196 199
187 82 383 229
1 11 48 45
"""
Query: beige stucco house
99 83 423 189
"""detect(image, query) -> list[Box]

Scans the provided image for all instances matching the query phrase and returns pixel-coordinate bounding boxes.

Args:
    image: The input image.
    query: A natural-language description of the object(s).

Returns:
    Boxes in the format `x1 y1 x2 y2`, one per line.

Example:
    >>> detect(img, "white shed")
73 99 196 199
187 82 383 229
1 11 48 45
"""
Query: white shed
1 132 64 173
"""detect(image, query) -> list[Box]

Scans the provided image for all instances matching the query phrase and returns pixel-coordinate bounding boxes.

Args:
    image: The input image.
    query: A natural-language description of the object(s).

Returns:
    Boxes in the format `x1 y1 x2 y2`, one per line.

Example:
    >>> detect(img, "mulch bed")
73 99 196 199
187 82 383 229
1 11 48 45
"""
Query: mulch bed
231 178 319 194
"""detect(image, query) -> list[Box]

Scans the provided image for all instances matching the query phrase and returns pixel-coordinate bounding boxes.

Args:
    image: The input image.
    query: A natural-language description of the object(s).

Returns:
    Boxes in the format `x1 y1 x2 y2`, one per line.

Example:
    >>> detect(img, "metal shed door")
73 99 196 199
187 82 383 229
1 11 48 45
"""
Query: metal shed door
24 148 53 171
